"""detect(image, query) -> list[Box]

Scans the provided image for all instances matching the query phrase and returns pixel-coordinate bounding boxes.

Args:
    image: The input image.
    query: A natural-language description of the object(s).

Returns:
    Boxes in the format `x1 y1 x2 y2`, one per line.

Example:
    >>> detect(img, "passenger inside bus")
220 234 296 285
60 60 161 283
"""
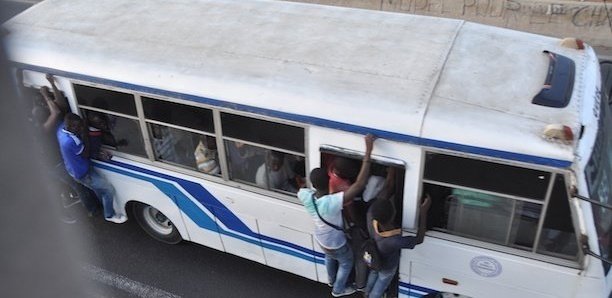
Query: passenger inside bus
255 150 296 192
83 110 128 149
150 123 179 163
226 141 265 183
194 135 220 175
85 112 115 161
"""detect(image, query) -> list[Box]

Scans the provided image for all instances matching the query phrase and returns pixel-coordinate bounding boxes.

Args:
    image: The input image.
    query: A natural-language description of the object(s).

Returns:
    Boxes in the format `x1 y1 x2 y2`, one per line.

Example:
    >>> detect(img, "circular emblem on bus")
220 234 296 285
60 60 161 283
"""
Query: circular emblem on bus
470 256 502 277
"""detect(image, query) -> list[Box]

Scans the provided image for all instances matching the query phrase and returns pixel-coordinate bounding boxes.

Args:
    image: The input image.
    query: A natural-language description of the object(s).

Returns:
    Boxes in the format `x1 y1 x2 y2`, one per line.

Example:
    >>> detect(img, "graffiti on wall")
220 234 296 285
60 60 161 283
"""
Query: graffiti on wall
389 0 612 28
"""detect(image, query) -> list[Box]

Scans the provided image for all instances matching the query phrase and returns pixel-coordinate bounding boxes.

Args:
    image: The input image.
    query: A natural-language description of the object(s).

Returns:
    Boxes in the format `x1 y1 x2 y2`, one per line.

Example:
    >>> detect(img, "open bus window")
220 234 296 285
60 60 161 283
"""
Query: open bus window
423 152 578 260
320 150 405 229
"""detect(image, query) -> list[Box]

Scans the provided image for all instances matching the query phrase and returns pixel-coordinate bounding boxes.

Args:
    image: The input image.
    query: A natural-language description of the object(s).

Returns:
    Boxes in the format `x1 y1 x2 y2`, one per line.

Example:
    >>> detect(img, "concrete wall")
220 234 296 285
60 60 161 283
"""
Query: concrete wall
284 0 612 57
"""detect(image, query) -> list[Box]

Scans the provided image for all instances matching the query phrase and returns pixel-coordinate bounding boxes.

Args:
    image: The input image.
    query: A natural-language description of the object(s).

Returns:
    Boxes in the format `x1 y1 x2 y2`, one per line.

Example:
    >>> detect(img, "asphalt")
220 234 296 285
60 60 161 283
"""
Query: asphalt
65 206 339 298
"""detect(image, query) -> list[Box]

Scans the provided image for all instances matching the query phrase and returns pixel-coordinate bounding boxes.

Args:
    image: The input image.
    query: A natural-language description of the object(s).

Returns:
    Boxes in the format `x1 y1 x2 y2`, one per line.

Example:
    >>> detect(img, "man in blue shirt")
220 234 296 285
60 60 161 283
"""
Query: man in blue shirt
298 134 374 297
57 113 126 223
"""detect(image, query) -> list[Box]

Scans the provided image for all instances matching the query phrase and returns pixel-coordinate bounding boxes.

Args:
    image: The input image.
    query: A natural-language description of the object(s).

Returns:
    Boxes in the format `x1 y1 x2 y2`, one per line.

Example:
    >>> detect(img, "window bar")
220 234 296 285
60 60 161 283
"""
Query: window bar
78 105 139 120
221 136 305 157
422 179 545 205
133 95 156 161
143 119 216 137
532 173 557 253
504 200 518 245
213 109 230 181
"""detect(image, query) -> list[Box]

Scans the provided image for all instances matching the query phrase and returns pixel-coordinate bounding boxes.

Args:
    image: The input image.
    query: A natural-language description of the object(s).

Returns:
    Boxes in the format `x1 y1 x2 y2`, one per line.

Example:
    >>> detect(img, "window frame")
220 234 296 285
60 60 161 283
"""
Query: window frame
219 117 307 197
320 146 408 226
73 81 149 159
73 83 139 116
69 80 309 204
420 148 584 268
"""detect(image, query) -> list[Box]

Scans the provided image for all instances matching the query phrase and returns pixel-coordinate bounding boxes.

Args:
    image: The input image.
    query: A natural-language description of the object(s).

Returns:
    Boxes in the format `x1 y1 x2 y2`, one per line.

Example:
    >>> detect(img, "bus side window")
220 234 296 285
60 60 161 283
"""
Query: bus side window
221 113 305 194
422 152 578 260
536 175 578 258
424 183 542 248
75 84 147 157
142 97 220 175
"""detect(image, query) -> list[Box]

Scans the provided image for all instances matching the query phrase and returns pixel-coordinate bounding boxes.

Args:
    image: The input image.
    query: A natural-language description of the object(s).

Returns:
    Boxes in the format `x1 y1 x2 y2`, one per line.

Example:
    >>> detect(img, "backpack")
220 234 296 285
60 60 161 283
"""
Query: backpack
361 238 382 271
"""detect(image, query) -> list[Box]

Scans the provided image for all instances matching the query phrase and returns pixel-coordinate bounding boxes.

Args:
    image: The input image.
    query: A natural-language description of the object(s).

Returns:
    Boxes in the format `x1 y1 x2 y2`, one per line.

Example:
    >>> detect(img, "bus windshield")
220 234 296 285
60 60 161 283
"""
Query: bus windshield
585 89 612 271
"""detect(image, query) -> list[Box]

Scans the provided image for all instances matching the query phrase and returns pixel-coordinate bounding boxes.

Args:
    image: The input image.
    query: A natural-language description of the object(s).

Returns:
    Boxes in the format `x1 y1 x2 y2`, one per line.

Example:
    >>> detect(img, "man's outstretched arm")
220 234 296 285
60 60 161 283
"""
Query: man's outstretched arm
342 134 375 205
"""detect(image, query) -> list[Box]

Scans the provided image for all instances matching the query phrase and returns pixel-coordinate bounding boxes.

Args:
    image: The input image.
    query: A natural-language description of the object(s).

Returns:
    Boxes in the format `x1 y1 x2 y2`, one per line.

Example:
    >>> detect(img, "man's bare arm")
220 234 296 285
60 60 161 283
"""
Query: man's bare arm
46 74 69 114
415 195 431 244
342 134 375 205
40 87 61 133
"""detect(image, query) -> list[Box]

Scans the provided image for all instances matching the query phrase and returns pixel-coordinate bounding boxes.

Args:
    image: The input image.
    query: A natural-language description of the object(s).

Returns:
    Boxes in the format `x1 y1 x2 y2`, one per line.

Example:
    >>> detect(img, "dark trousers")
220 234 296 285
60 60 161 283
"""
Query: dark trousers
52 163 99 213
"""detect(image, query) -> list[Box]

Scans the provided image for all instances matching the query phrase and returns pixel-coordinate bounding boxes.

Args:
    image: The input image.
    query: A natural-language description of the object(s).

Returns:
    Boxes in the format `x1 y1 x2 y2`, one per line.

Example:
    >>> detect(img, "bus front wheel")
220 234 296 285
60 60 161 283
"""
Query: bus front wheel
132 203 182 244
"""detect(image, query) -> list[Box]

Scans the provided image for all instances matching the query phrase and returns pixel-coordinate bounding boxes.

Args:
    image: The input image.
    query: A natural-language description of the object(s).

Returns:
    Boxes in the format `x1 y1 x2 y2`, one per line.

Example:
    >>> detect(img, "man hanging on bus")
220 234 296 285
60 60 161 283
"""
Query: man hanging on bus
365 190 431 298
298 134 374 297
56 112 126 223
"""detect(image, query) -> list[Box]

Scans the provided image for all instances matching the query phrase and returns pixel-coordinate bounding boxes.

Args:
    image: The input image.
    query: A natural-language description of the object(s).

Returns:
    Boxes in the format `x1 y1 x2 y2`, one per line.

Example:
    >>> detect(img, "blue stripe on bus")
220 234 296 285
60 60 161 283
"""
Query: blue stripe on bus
95 161 324 264
398 282 438 297
14 63 572 168
102 160 324 259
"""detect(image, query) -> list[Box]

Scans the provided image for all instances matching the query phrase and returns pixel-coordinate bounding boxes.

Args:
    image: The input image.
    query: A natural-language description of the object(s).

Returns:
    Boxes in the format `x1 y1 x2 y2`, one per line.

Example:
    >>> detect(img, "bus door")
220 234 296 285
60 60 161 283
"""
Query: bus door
320 143 418 295
407 152 586 297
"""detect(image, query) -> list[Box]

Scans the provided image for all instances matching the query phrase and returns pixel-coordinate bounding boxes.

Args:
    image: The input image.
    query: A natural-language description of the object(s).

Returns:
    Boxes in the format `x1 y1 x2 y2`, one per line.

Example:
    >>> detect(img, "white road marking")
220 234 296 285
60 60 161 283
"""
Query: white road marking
82 264 181 298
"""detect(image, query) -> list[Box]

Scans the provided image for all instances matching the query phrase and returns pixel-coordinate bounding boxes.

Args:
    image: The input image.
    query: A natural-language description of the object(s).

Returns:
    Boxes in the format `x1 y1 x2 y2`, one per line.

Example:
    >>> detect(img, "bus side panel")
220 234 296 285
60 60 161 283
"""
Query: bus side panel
258 220 318 280
177 205 225 251
213 206 265 264
94 161 191 243
147 169 268 264
405 236 585 298
189 176 320 281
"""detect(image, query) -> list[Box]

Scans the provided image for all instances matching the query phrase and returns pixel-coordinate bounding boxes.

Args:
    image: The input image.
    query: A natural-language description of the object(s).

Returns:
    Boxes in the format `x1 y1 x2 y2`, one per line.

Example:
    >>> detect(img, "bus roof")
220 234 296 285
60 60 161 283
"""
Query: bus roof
3 0 591 167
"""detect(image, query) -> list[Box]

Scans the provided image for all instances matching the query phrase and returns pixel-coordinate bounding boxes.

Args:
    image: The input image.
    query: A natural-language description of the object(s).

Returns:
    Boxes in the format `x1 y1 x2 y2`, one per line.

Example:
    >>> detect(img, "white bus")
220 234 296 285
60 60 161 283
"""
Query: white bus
3 0 610 297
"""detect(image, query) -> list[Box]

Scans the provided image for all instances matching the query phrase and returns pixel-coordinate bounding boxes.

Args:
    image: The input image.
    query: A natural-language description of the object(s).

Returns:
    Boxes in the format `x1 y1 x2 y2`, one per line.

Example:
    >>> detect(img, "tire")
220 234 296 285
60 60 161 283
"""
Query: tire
132 203 182 244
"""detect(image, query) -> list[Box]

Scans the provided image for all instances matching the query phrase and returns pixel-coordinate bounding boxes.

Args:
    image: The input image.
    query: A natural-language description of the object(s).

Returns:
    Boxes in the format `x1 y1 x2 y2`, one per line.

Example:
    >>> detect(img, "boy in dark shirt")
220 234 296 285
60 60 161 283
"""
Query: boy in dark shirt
365 189 431 298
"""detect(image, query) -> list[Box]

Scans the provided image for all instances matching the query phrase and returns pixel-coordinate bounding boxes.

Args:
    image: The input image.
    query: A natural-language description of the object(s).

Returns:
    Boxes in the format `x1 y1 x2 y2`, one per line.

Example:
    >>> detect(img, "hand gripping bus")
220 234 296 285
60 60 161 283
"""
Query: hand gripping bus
3 0 610 297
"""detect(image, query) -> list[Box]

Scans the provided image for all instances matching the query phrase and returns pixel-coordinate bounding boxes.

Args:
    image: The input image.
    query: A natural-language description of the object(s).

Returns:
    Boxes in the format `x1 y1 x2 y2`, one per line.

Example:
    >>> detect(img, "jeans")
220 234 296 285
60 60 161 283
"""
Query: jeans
323 243 354 294
348 227 369 289
366 263 398 298
77 170 116 218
